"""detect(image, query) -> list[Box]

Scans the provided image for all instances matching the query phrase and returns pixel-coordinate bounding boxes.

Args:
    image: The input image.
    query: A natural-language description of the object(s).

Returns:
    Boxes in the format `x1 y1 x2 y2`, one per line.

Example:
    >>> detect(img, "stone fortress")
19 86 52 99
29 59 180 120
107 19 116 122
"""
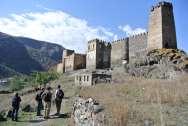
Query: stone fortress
57 1 177 85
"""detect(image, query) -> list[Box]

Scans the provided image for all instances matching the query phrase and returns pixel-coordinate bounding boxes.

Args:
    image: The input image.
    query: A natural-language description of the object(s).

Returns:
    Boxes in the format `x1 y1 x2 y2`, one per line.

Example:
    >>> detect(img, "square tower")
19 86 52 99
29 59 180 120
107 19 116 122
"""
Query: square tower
86 39 111 69
147 1 177 50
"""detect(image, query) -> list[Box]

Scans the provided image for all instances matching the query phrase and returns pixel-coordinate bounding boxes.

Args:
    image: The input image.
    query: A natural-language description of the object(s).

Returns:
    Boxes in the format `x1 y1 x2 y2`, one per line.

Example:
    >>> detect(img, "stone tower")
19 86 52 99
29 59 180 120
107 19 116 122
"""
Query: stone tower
86 39 111 69
147 1 177 50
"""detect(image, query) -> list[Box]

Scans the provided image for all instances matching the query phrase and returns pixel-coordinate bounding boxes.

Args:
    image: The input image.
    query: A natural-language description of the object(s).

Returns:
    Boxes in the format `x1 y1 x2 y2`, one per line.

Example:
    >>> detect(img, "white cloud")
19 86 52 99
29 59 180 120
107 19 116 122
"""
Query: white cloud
118 25 146 36
0 11 116 53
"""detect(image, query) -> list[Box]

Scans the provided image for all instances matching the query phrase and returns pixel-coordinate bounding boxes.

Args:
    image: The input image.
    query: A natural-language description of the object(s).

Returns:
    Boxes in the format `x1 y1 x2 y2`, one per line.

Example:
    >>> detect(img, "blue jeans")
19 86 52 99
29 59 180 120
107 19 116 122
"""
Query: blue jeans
12 108 19 121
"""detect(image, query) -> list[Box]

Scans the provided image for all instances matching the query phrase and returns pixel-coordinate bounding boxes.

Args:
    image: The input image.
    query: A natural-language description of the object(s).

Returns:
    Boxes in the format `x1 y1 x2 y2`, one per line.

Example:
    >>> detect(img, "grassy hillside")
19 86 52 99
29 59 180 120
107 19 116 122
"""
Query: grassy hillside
0 69 188 126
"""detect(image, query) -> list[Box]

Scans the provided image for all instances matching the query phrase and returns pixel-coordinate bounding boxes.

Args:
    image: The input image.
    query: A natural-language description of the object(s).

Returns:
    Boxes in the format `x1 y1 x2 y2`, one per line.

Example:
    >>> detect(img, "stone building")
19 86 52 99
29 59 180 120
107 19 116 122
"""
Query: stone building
86 39 111 69
57 49 86 73
75 70 111 86
58 1 178 74
148 1 177 50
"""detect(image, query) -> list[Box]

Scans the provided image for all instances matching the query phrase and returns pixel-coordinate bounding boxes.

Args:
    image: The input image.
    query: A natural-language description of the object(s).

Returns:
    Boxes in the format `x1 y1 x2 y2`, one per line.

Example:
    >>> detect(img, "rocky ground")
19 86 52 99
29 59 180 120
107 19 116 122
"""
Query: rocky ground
127 49 188 79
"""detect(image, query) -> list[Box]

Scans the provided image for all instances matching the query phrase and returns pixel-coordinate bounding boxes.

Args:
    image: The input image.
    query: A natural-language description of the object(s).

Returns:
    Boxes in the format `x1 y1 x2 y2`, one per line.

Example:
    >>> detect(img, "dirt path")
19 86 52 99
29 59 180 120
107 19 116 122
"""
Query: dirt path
28 100 71 126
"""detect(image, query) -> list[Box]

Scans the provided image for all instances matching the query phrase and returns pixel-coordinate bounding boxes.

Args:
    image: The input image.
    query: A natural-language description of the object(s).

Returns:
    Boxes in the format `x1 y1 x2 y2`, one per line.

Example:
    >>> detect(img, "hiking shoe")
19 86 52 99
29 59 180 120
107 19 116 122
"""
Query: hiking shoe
54 113 60 116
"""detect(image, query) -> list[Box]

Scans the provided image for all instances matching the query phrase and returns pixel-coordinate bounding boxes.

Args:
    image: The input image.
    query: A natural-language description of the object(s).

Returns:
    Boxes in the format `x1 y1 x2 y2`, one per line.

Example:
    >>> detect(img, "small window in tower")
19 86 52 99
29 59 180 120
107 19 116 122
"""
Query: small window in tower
87 76 89 81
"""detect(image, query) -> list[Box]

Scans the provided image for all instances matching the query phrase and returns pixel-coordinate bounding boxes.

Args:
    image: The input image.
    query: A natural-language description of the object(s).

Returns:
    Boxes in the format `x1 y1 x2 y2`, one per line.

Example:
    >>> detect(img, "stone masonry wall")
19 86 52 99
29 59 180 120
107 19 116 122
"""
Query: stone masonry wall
87 39 111 69
86 39 97 69
96 41 111 69
148 1 177 51
74 54 86 70
129 33 148 58
111 38 129 66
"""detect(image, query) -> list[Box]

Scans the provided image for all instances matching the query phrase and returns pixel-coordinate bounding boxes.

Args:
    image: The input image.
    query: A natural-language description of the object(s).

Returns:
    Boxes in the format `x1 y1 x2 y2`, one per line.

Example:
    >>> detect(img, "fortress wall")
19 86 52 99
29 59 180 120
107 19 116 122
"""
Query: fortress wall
96 41 111 69
111 38 129 66
64 54 74 72
87 39 111 69
86 40 97 69
74 54 86 70
129 33 148 57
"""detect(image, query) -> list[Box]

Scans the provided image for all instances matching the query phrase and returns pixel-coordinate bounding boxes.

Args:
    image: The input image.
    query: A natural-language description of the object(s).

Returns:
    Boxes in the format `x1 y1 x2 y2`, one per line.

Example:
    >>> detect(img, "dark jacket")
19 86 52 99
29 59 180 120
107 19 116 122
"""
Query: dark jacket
42 90 52 102
35 90 44 102
12 96 21 109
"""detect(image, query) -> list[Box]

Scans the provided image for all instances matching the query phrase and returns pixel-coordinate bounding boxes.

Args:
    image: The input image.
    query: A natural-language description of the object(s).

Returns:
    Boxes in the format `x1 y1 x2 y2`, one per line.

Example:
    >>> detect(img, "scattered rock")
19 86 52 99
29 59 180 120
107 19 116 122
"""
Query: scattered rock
72 97 104 126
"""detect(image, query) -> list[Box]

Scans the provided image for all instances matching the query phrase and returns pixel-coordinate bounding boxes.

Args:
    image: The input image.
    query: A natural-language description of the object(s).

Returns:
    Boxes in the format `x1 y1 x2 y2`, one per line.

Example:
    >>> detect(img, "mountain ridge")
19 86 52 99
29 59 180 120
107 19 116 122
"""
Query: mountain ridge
0 32 64 78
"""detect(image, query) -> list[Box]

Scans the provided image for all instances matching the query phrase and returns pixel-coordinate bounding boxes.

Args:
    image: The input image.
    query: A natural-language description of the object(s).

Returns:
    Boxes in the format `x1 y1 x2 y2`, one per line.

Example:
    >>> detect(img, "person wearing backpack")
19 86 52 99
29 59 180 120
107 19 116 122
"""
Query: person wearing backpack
11 93 21 121
55 85 64 115
35 88 45 116
42 86 52 119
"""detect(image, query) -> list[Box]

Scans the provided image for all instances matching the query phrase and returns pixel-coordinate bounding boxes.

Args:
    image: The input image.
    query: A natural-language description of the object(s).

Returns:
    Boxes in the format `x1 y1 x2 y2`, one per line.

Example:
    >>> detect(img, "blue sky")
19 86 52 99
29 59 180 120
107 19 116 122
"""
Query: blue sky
0 0 187 52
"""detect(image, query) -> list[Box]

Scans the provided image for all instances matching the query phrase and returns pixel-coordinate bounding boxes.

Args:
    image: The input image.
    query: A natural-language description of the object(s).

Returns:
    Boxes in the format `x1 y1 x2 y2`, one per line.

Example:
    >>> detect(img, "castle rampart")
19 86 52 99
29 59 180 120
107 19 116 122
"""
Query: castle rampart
57 1 178 73
129 32 148 57
111 38 129 66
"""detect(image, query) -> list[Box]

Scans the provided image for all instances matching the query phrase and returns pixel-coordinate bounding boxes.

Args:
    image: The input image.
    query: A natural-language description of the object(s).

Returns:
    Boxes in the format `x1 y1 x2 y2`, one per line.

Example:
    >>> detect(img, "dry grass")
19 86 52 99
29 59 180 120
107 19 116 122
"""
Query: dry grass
79 73 188 126
110 102 128 126
141 75 188 105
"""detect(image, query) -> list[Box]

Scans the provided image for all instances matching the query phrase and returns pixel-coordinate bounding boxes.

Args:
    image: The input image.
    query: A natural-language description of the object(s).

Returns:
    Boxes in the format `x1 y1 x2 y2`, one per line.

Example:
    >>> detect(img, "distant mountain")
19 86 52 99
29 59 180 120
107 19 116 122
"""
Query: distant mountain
0 32 64 78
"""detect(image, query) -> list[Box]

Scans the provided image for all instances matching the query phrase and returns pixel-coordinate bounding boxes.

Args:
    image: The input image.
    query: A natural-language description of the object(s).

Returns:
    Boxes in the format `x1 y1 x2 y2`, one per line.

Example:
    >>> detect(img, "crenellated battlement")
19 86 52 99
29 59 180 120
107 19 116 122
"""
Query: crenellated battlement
88 38 106 43
111 37 128 44
151 1 172 12
88 38 111 48
128 32 148 39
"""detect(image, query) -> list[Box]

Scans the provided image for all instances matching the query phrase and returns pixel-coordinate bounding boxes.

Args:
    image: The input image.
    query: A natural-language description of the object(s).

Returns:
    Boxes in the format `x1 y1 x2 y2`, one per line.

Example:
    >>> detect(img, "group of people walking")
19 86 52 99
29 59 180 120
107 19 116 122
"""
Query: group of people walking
11 85 64 121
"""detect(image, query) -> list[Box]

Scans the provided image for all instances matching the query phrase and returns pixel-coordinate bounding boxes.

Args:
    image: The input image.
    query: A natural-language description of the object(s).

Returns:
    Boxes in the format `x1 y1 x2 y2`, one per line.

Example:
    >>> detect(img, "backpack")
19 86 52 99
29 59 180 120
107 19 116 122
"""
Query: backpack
35 93 41 101
12 96 21 108
56 90 64 99
43 92 52 102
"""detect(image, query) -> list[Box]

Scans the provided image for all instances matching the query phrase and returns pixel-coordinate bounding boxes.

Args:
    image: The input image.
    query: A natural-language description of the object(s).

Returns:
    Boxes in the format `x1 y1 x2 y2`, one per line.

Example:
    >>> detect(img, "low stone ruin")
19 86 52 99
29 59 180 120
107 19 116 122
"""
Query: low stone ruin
72 97 104 126
75 70 112 86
